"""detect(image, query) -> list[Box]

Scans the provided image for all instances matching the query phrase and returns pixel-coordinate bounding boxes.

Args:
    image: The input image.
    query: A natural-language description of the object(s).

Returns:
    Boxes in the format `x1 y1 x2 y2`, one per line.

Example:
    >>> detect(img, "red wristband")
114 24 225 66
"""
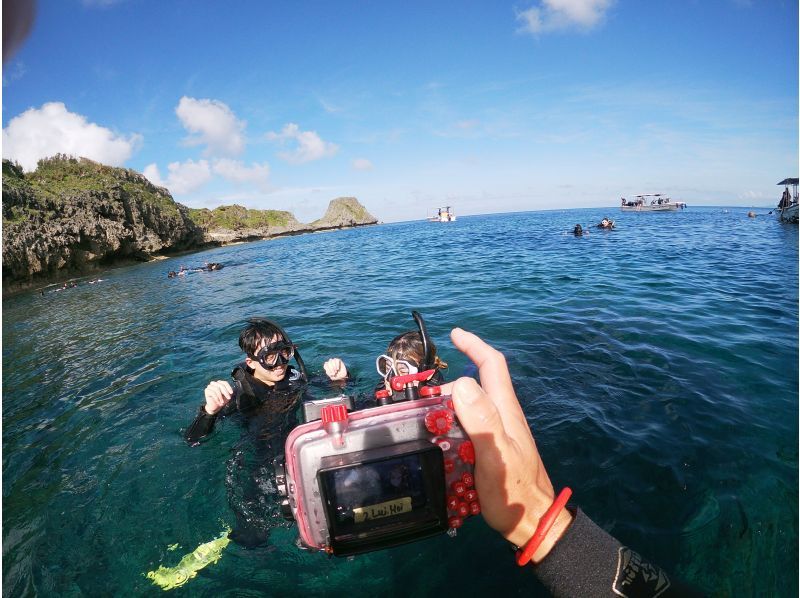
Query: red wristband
515 487 572 566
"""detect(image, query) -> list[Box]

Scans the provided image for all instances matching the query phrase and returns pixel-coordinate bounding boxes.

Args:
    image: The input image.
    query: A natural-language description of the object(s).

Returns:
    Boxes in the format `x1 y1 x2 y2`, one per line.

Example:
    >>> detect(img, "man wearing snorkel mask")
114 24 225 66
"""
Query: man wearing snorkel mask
184 318 348 549
185 318 347 443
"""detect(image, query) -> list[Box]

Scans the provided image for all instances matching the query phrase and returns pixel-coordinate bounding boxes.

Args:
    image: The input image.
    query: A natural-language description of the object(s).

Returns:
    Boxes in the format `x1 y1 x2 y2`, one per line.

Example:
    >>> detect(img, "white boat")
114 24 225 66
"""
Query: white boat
620 194 686 211
775 178 798 223
428 206 456 222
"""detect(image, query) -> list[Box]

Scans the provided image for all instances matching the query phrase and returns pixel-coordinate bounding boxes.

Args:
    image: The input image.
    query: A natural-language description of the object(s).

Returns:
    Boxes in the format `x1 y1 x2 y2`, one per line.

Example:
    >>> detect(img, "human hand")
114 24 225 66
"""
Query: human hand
446 328 573 563
323 358 348 381
203 380 234 415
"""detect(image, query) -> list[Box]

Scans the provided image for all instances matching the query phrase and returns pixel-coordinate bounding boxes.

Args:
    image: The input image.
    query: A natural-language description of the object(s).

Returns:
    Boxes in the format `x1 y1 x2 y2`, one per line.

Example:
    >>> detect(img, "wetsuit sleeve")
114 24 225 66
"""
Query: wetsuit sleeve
184 404 218 444
532 508 703 597
184 383 240 444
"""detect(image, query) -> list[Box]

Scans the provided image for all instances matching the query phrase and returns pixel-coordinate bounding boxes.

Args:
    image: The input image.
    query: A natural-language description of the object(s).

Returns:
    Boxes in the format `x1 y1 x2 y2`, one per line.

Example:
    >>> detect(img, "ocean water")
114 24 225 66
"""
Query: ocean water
3 207 797 597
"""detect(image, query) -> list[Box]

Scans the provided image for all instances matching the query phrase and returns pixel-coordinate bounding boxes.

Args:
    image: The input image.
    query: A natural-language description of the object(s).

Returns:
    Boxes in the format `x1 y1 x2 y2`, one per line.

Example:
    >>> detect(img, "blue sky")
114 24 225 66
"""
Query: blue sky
2 0 797 223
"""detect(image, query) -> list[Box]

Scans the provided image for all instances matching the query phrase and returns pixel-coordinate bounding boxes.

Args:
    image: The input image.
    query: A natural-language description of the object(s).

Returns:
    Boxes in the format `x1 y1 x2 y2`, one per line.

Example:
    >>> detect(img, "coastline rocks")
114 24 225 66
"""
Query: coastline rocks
2 157 379 293
2 157 204 292
195 196 379 244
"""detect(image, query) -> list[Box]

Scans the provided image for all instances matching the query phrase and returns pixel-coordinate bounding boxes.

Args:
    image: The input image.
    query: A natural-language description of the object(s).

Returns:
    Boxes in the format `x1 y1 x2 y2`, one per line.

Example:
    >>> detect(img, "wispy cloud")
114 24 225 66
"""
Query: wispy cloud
516 0 614 35
352 158 373 170
266 123 339 164
2 102 141 171
2 59 27 86
176 96 246 157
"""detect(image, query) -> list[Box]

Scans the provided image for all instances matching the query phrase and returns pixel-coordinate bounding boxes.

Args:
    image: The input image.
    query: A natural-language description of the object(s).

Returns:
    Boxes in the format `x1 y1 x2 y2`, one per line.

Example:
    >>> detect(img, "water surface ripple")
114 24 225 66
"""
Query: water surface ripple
3 208 797 596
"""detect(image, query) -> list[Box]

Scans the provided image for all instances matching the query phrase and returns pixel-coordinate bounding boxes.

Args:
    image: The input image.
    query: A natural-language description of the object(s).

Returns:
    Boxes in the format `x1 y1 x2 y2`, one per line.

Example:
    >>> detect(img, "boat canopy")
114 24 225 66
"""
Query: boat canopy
777 178 798 185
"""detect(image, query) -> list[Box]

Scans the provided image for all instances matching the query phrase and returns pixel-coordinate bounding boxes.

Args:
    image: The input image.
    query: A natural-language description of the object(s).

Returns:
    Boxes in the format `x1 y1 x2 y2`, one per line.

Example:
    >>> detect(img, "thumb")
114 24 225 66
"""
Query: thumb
451 376 507 452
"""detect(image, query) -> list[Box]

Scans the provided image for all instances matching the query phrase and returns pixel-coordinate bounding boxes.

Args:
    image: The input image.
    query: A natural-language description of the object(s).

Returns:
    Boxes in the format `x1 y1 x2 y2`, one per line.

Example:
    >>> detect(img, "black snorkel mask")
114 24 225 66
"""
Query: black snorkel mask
254 340 295 370
247 317 308 382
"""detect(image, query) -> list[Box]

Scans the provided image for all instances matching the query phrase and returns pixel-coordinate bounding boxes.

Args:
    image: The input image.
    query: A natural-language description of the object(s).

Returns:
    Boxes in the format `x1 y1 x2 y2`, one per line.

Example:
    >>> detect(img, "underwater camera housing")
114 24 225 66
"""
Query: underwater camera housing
275 372 479 557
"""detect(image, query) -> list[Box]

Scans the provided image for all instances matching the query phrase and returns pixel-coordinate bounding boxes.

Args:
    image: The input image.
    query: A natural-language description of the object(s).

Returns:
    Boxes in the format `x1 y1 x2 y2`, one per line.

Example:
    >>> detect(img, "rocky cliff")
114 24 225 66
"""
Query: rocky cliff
2 156 205 291
187 197 378 245
2 156 378 292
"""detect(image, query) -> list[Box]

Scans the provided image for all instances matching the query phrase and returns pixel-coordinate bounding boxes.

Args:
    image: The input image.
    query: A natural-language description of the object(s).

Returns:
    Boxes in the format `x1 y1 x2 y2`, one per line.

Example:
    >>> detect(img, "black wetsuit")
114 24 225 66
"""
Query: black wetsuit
185 364 306 444
185 363 309 548
533 508 703 597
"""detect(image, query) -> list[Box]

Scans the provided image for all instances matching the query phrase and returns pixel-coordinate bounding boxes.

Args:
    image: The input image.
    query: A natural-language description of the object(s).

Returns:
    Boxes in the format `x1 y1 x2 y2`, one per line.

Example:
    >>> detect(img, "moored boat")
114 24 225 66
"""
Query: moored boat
428 206 456 222
620 194 686 212
775 178 798 223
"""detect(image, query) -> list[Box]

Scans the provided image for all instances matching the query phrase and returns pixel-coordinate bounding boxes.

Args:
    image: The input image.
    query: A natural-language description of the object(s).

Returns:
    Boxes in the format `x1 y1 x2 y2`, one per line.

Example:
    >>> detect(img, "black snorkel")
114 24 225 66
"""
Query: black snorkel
247 317 309 383
411 310 434 372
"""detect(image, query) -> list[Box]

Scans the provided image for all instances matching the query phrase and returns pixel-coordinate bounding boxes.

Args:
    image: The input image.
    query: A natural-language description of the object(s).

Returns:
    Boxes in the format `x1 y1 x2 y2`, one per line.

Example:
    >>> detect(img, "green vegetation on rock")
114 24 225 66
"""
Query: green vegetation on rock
186 205 297 230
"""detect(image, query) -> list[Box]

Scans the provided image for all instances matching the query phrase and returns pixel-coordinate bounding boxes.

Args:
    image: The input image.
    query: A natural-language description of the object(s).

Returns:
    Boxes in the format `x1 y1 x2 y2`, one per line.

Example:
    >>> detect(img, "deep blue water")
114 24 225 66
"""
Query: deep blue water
3 207 797 597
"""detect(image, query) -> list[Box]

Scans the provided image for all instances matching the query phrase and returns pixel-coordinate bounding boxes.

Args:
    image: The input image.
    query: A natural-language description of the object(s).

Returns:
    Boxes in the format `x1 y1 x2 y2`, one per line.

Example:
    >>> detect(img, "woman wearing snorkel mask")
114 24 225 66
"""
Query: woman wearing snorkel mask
375 312 448 397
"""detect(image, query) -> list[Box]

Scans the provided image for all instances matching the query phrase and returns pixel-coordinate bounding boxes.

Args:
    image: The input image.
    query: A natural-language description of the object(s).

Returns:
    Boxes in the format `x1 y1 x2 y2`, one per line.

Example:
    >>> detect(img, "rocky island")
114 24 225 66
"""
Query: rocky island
2 156 378 293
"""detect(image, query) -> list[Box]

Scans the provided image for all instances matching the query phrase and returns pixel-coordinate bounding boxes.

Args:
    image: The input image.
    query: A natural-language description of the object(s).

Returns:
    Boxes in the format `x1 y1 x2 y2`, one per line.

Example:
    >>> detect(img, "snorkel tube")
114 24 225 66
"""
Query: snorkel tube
412 310 434 372
248 317 308 382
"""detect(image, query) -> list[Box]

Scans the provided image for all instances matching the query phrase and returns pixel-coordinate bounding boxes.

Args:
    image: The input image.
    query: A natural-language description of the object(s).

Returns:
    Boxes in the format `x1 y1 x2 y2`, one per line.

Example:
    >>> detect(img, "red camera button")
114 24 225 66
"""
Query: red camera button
458 441 475 464
424 409 454 434
448 516 463 529
447 495 460 511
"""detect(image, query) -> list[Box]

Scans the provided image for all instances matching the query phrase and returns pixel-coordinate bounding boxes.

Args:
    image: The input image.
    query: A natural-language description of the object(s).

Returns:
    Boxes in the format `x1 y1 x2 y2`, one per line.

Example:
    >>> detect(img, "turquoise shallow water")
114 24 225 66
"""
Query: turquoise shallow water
3 207 797 596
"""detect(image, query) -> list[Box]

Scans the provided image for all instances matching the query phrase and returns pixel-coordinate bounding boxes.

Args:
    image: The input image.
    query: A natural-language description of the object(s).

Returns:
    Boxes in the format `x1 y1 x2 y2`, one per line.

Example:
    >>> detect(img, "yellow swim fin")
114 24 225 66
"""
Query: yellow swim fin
146 527 231 591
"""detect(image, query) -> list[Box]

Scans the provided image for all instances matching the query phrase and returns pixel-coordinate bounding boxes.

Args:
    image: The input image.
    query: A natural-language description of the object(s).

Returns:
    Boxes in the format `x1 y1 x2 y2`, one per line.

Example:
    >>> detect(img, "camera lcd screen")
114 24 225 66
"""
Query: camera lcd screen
317 440 447 555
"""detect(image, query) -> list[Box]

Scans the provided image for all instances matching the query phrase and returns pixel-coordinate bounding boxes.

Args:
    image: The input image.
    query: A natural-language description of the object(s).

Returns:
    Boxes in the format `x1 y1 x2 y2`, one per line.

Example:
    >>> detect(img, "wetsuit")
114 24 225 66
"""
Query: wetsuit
533 508 703 597
185 363 309 548
185 364 306 445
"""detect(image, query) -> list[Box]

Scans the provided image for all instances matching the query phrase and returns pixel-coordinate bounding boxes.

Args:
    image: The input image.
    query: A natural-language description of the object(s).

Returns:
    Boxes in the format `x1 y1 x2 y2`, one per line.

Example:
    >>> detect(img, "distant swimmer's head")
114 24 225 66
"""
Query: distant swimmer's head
241 319 296 385
573 224 583 235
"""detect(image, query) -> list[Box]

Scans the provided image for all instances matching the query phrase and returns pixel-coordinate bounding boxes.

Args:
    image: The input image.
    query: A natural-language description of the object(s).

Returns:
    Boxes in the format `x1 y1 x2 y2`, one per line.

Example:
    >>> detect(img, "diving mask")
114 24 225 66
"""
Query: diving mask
254 341 295 370
376 354 419 379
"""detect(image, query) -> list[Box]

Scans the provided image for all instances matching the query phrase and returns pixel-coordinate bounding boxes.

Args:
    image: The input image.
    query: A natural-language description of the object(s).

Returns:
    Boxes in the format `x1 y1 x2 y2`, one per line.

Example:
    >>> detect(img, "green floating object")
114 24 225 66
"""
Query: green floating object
146 527 231 591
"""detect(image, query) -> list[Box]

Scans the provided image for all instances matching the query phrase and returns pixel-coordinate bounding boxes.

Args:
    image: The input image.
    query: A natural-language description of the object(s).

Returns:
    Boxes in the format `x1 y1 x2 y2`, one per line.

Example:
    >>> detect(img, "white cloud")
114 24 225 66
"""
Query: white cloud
352 158 373 171
2 102 141 171
517 0 614 35
212 158 270 188
175 96 245 157
266 123 339 164
143 159 211 195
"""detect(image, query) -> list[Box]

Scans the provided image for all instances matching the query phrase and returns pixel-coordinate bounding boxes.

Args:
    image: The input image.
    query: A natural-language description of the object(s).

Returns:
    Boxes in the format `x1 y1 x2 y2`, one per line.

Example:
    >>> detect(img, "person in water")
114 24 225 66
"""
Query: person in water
376 330 448 393
572 224 585 236
445 328 701 597
185 317 347 547
597 217 614 229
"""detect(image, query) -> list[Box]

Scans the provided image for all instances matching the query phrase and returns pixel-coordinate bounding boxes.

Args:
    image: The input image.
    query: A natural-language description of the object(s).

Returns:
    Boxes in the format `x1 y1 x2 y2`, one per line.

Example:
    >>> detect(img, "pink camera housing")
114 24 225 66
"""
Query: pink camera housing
282 388 479 554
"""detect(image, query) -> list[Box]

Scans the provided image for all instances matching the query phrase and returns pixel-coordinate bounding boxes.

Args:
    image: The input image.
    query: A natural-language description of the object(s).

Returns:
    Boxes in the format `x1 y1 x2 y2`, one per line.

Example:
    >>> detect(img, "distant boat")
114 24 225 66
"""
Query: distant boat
428 206 456 222
775 178 798 223
620 194 686 212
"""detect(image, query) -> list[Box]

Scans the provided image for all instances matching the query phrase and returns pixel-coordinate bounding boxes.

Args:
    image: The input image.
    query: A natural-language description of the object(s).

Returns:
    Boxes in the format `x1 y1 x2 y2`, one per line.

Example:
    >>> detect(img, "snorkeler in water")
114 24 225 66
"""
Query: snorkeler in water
597 218 615 229
573 224 586 236
185 317 348 548
374 311 448 400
